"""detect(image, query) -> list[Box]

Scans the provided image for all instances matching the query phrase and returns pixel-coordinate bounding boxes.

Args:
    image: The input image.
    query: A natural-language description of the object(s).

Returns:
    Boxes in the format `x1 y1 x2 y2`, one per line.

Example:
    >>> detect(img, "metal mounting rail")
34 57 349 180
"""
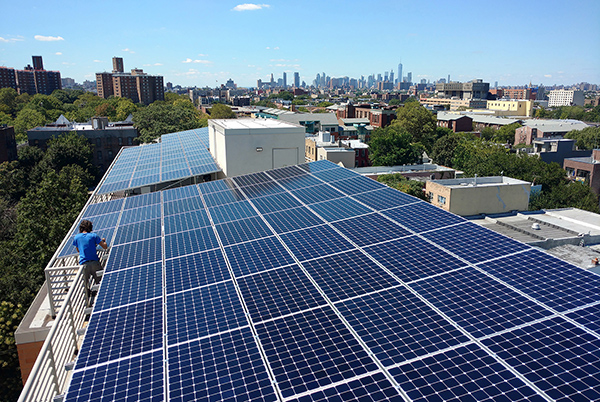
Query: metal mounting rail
18 268 88 402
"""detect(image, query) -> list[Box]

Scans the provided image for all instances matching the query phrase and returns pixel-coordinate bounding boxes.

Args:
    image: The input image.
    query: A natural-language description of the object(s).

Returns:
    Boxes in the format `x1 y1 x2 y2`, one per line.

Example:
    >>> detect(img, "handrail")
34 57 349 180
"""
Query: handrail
18 267 88 402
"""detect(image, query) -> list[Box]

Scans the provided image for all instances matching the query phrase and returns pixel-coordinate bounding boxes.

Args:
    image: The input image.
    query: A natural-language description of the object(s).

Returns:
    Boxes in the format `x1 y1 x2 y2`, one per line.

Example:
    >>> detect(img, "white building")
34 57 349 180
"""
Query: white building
208 118 305 177
548 89 585 107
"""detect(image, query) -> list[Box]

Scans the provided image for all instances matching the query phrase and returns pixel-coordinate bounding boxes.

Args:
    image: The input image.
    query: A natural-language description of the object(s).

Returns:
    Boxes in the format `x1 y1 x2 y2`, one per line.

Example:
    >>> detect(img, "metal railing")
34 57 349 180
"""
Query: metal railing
18 267 88 402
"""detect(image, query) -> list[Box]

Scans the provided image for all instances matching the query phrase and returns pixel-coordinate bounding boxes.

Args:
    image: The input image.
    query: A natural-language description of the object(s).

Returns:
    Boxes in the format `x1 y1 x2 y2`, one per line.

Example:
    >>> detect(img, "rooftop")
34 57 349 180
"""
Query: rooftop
523 119 589 131
429 175 530 188
209 118 301 130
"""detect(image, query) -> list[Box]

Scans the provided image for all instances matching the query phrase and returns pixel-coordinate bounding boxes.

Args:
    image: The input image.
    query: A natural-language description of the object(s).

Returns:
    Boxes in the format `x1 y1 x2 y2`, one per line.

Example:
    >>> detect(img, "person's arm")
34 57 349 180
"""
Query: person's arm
99 238 108 250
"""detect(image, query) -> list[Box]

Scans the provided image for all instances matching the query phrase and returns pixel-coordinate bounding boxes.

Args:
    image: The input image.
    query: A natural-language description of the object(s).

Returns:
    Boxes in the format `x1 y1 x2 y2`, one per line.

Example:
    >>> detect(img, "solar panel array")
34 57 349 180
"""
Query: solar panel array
96 128 219 195
64 160 600 402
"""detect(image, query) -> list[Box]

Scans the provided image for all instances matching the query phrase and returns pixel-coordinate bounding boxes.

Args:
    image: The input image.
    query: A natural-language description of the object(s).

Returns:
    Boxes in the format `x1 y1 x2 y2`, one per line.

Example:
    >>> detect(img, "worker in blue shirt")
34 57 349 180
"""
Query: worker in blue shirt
73 220 108 297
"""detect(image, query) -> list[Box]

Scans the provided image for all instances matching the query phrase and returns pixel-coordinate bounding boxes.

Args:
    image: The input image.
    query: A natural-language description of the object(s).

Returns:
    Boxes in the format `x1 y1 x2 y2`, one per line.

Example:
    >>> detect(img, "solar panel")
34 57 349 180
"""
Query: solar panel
64 159 600 402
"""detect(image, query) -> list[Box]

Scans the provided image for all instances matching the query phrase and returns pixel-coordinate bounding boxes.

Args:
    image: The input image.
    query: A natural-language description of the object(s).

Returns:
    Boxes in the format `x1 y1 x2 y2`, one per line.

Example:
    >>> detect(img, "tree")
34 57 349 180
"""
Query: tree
13 108 46 142
51 89 85 104
529 181 599 213
0 87 17 116
369 125 423 166
393 102 437 152
565 126 600 150
376 173 427 200
209 104 236 119
430 134 462 167
492 122 521 145
388 99 401 106
133 102 207 143
0 300 25 402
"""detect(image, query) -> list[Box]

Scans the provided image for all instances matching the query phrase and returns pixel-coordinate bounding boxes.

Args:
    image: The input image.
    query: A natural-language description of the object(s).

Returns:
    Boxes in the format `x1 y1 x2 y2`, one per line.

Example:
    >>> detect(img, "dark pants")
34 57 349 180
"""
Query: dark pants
83 260 102 297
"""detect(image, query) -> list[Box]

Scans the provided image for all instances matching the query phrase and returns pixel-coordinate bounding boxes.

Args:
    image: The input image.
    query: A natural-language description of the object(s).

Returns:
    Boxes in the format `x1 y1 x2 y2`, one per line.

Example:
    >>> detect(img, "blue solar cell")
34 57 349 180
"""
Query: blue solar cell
365 235 468 283
113 218 161 245
120 204 161 223
312 167 359 181
291 183 345 204
131 174 161 188
263 206 324 233
232 171 273 187
339 286 470 367
277 174 323 190
287 372 403 402
105 237 162 273
257 306 378 398
237 265 327 322
168 327 277 402
482 317 600 401
163 196 204 216
166 281 247 345
332 213 411 247
279 224 355 262
224 236 296 277
328 176 386 195
382 201 466 233
478 249 600 312
75 298 163 369
215 216 273 246
239 181 285 198
250 192 303 214
164 227 218 259
161 168 192 182
197 179 236 195
162 184 200 202
164 209 211 235
302 250 400 302
390 343 544 402
165 249 230 294
566 304 600 335
77 211 120 231
267 165 305 179
95 262 162 311
411 268 554 338
208 200 258 224
297 160 339 173
65 349 163 402
123 192 161 209
351 188 418 211
202 188 246 207
309 197 372 222
421 222 530 264
82 198 124 218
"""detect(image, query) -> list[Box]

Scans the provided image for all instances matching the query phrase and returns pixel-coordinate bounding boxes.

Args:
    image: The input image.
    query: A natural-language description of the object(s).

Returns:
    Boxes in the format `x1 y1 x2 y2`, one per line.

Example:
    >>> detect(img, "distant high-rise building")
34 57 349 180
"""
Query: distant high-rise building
421 79 427 84
377 73 382 82
390 70 394 84
384 71 389 82
96 58 164 105
294 72 300 87
448 74 451 83
112 57 124 73
494 81 498 88
270 73 274 85
397 63 403 84
32 56 44 70
283 72 287 88
407 72 412 84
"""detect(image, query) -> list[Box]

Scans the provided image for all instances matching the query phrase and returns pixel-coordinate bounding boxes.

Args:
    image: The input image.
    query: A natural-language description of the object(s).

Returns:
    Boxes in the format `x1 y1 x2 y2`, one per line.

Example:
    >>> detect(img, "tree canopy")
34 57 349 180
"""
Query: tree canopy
369 125 423 166
209 103 237 119
565 126 600 150
133 99 207 143
392 102 437 152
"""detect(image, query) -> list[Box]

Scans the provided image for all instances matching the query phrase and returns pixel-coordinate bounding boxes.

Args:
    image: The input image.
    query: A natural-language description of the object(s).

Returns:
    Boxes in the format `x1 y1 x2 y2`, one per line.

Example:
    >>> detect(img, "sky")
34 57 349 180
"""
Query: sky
1 0 599 88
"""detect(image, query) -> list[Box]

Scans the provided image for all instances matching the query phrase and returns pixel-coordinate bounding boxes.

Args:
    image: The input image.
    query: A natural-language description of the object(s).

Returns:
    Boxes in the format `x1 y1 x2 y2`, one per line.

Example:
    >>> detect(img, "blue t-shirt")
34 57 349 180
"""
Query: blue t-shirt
73 232 102 264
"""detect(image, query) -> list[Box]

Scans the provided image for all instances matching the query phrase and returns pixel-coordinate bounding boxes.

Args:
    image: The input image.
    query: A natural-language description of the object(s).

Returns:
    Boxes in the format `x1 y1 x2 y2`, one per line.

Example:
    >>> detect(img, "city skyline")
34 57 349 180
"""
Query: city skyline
1 0 599 88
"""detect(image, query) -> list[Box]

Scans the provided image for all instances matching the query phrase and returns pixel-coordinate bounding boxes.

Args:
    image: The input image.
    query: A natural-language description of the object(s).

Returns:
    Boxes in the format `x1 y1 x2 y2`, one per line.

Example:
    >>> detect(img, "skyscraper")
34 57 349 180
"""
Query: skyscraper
390 70 394 84
397 63 403 84
283 72 287 88
294 72 300 87
407 72 412 84
32 56 44 70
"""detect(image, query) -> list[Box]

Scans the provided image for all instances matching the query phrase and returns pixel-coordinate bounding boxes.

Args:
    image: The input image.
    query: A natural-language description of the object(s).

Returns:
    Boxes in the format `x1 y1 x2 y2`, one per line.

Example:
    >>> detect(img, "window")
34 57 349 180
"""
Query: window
128 137 133 145
96 138 101 147
118 137 123 145
437 195 446 205
107 150 113 159
97 151 102 160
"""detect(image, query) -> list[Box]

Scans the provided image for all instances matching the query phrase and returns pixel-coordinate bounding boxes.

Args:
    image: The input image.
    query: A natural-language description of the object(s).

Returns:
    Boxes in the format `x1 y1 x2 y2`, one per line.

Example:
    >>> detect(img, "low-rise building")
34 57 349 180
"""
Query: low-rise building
0 125 17 163
27 115 138 172
470 115 522 131
530 138 591 165
564 149 600 194
548 89 585 107
486 99 533 117
420 97 487 111
514 119 589 145
425 176 531 216
278 112 339 135
305 132 370 168
436 112 473 132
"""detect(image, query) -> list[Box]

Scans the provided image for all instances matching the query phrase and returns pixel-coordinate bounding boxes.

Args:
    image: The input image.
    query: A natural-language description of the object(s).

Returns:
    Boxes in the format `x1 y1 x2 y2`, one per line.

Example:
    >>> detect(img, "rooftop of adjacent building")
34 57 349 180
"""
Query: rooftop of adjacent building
522 119 589 131
209 118 302 131
429 175 529 188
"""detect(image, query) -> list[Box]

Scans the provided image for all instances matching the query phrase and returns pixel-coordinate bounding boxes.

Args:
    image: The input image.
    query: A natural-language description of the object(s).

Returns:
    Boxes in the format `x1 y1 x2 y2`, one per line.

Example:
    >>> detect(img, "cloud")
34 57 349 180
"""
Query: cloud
93 60 102 63
122 48 135 54
0 36 24 43
232 3 270 11
143 63 163 67
265 46 279 50
182 58 211 64
544 74 552 78
35 35 64 42
198 53 207 57
55 52 62 55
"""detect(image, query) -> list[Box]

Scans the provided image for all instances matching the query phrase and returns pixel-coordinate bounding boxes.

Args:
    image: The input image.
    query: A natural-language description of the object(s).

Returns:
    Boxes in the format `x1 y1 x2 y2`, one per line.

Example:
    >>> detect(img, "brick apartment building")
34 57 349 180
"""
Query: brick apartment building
335 103 397 128
96 57 164 105
0 56 61 95
436 112 473 133
0 125 17 163
564 149 600 194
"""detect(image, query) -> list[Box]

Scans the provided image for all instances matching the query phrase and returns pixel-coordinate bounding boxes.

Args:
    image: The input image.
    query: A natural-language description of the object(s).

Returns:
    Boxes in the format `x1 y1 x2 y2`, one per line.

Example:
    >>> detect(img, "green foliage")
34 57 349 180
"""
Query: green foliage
564 126 600 150
376 174 426 200
0 300 25 401
430 134 462 167
316 101 333 107
480 127 495 140
13 108 46 142
51 89 85 104
528 181 599 213
388 98 401 106
393 102 437 152
252 100 277 108
209 104 237 119
0 111 13 126
369 125 423 166
534 105 600 123
0 88 17 116
491 122 521 144
268 91 294 101
312 108 329 114
133 102 207 143
297 107 309 112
